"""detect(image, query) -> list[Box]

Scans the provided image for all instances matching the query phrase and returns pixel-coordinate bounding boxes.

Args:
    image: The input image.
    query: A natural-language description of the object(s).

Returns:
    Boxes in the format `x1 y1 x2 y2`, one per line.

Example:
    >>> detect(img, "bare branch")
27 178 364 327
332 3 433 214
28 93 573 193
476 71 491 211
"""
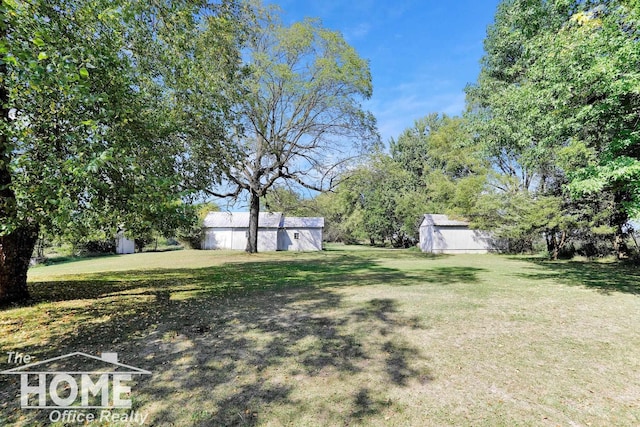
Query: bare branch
202 186 244 198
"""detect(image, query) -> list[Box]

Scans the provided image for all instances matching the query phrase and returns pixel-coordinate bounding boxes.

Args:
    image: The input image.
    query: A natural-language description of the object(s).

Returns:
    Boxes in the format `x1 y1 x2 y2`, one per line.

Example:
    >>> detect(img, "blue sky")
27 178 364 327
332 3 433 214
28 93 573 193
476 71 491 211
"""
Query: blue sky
271 0 501 143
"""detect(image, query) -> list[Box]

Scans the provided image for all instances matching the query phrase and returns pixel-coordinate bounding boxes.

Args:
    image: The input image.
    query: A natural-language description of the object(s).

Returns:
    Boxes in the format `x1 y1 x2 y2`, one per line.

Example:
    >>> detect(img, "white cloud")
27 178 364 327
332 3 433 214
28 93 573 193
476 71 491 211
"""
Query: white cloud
363 72 468 143
345 22 371 40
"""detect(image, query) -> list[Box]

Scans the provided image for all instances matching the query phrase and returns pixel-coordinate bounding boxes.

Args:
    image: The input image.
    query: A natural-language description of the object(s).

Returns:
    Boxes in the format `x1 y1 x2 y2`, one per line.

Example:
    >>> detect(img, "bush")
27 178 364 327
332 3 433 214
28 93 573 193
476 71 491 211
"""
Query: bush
176 225 203 249
557 243 576 259
576 239 613 259
75 240 115 256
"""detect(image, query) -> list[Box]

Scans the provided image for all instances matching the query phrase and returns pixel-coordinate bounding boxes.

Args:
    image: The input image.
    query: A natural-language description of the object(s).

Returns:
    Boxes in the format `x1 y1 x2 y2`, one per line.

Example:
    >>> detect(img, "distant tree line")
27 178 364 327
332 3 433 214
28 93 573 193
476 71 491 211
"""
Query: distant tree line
285 0 640 261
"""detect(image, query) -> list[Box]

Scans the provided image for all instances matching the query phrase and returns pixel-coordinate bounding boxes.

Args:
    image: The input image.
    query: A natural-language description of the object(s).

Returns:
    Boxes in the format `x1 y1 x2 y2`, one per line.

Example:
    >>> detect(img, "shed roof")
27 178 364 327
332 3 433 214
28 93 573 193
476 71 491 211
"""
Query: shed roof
282 217 325 228
203 212 283 228
421 214 469 227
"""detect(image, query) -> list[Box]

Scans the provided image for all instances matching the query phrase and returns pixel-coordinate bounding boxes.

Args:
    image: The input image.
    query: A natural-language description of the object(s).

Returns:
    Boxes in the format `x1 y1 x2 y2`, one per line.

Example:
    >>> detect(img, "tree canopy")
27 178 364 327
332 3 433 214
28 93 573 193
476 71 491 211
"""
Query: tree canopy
0 0 247 304
466 0 640 258
316 114 486 247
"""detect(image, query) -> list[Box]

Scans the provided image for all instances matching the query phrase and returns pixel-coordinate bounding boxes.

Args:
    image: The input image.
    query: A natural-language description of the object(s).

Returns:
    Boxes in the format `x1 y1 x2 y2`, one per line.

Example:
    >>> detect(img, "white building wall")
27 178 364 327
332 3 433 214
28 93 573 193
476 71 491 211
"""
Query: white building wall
230 228 247 250
257 229 278 252
203 227 233 250
203 227 280 251
277 229 288 251
419 224 434 253
420 225 493 254
115 232 135 254
202 212 323 252
278 228 322 251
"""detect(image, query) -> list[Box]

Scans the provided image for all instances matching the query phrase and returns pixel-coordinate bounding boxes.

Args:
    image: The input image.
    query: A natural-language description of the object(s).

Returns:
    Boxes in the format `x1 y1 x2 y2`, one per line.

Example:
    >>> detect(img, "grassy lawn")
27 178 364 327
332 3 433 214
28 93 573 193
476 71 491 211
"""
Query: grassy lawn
1 245 640 426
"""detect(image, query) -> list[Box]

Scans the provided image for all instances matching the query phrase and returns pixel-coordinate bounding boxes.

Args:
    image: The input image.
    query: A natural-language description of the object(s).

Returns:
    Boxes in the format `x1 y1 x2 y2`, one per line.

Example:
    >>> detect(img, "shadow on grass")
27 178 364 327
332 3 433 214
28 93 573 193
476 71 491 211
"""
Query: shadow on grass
350 388 393 421
23 254 485 305
1 253 478 426
516 258 640 295
37 253 119 267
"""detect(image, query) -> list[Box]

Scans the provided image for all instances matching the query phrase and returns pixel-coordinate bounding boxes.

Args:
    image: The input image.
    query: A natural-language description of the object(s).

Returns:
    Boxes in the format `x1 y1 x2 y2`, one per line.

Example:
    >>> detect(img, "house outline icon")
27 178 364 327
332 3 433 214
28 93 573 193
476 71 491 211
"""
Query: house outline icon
1 352 151 409
0 352 151 375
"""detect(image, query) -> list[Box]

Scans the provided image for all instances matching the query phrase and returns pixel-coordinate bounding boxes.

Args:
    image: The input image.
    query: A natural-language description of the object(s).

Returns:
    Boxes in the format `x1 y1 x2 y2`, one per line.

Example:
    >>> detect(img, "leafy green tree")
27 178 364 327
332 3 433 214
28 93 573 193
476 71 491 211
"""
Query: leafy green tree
206 5 379 253
130 0 249 196
2 0 136 303
467 0 639 258
175 202 219 249
358 156 417 246
532 3 640 255
0 0 245 304
391 114 488 220
319 114 487 248
312 184 367 244
320 156 416 247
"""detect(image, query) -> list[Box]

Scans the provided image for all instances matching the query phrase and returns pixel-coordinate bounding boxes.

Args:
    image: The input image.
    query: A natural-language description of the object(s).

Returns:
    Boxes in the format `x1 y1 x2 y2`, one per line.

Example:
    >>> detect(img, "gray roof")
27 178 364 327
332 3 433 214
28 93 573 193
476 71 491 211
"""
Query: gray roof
421 214 469 227
282 217 324 228
203 212 283 228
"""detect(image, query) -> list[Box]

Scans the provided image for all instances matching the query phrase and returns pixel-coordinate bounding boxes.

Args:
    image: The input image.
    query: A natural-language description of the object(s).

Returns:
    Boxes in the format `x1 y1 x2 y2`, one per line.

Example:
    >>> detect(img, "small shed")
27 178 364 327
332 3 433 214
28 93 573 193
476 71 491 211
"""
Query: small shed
277 217 324 251
202 212 283 251
419 214 494 254
115 230 135 254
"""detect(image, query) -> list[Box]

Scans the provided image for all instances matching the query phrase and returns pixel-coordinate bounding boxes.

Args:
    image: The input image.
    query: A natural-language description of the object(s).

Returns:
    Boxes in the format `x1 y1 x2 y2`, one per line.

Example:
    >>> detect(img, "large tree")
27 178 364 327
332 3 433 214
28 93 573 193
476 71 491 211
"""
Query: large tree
207 6 379 253
391 114 488 216
535 2 640 254
334 154 417 247
467 0 640 258
0 0 245 304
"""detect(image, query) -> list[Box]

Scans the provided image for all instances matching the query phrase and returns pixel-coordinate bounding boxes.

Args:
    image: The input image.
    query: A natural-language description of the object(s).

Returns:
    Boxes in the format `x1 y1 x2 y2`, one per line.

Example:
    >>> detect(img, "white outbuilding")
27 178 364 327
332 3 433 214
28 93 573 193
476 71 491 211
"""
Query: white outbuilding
202 212 324 252
419 214 495 254
115 230 135 254
202 212 283 252
277 217 325 251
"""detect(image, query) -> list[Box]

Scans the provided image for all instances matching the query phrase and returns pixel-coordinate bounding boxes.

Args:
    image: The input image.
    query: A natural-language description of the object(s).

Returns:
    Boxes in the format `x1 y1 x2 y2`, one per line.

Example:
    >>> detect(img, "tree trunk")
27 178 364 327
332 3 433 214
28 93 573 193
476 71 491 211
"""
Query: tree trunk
246 190 260 253
611 190 630 260
613 225 628 260
0 26 40 305
545 232 557 260
546 229 567 261
0 225 39 305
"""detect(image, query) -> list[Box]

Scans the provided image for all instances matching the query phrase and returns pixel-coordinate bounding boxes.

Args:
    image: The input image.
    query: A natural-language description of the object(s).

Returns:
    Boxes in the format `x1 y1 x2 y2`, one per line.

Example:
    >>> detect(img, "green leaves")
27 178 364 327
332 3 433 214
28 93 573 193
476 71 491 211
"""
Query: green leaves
465 0 640 255
324 114 486 247
1 0 249 245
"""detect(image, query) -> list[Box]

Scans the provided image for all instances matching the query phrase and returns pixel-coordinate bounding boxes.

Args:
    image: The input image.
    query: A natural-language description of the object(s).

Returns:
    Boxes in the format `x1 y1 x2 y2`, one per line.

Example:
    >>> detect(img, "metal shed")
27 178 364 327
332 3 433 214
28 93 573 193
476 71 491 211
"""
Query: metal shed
202 212 324 252
115 230 135 254
202 212 283 252
419 214 494 254
277 217 324 251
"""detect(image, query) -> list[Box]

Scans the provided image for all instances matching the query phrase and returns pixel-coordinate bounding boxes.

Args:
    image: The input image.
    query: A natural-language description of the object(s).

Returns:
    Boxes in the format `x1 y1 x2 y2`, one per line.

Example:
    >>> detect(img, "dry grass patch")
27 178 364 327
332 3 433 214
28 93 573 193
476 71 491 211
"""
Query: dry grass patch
1 246 639 426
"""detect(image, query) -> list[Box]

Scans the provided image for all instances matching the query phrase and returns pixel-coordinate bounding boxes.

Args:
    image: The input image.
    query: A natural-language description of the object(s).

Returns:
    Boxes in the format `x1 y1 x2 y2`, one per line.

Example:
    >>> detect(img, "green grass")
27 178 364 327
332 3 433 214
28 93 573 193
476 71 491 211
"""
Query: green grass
2 245 640 426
